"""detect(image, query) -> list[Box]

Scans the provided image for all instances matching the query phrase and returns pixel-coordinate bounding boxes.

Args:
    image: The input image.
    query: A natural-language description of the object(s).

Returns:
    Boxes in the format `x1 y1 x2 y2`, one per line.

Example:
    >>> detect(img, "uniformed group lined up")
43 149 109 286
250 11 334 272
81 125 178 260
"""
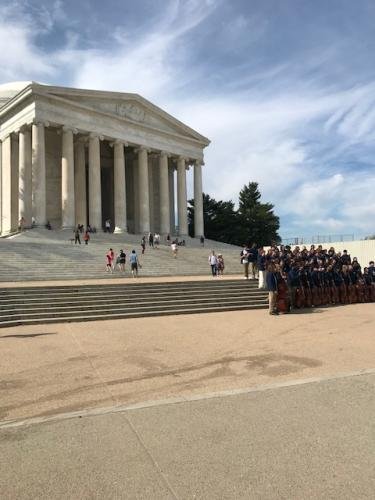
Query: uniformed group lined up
263 245 375 314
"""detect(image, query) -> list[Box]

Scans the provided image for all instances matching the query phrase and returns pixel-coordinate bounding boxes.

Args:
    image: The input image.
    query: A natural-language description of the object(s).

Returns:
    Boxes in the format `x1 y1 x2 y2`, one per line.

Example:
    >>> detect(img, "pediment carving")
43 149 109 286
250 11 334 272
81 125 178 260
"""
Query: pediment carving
50 94 203 141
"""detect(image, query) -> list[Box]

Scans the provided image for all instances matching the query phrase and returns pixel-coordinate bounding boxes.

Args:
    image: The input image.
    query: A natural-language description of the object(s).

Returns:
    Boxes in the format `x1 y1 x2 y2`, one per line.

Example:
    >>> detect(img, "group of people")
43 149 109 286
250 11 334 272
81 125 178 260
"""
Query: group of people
141 233 161 253
105 248 140 277
208 251 225 276
240 243 375 315
73 225 92 245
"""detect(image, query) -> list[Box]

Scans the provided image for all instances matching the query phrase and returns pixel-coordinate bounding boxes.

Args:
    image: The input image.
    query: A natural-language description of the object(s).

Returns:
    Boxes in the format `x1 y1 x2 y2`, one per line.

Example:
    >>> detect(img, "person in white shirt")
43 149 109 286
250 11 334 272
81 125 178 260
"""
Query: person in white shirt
171 241 178 258
208 251 218 277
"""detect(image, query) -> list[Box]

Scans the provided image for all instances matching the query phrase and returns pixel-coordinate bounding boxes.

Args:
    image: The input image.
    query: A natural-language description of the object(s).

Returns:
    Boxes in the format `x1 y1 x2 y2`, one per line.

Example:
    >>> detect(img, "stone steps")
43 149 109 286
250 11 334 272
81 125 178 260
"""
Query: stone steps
0 229 244 282
0 279 268 327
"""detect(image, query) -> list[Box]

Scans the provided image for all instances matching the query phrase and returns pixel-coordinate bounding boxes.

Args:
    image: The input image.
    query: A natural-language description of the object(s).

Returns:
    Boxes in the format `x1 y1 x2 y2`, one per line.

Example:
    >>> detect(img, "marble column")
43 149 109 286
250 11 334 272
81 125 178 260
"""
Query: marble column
74 138 87 226
159 152 170 235
88 134 102 230
32 122 47 226
113 140 127 233
61 127 75 229
18 126 32 228
194 160 204 238
137 147 150 233
177 156 188 236
168 164 175 234
1 135 12 234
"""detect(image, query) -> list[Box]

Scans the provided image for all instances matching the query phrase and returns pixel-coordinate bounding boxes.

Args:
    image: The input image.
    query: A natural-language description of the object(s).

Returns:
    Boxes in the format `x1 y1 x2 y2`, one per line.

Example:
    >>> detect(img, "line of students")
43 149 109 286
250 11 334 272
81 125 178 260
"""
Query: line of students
264 244 375 315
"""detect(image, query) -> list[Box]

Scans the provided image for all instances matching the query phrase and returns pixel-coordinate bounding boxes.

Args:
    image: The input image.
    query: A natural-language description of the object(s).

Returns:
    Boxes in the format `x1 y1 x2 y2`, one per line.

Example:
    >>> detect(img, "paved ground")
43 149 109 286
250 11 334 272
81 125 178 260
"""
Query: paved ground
1 303 375 498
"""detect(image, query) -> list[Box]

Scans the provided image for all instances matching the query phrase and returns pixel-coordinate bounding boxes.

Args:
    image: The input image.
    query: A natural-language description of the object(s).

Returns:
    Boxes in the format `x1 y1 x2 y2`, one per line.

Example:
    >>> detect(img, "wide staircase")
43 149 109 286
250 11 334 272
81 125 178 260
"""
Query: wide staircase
0 229 244 282
0 279 268 327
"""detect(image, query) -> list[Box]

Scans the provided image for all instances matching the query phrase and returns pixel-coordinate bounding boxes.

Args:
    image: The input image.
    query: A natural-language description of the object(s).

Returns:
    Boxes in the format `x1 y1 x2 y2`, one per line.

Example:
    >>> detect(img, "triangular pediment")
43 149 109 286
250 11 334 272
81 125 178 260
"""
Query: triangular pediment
37 85 209 144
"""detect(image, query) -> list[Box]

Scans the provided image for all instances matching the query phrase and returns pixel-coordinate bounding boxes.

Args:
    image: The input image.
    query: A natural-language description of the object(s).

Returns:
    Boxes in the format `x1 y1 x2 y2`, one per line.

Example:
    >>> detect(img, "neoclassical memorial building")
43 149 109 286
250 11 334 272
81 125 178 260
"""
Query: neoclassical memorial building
0 81 209 236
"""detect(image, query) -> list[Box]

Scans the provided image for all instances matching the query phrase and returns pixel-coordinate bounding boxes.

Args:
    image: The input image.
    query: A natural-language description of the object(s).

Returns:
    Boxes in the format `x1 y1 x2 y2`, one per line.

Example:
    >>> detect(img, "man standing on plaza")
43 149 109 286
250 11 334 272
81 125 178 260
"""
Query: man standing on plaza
266 263 279 315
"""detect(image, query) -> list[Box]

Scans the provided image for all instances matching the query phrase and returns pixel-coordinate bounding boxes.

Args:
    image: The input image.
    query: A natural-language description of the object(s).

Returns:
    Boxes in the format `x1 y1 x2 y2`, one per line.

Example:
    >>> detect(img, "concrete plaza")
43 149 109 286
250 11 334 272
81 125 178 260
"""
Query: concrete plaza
1 303 375 498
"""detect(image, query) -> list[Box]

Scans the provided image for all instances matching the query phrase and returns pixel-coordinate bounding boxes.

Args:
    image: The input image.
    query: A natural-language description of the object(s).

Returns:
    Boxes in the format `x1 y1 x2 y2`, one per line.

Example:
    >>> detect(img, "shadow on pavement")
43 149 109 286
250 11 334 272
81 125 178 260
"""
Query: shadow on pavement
0 332 57 339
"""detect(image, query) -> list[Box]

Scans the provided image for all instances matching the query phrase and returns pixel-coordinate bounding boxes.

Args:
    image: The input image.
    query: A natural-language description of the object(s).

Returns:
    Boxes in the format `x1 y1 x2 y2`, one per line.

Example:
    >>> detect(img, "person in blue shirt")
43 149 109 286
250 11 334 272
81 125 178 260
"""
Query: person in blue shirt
129 250 139 278
266 263 279 315
257 249 267 289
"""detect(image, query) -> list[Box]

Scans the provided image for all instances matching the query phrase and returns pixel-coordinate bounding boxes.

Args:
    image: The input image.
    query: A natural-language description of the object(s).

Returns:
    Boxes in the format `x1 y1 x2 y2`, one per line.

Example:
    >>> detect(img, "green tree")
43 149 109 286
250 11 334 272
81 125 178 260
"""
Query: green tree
188 193 239 243
237 182 280 246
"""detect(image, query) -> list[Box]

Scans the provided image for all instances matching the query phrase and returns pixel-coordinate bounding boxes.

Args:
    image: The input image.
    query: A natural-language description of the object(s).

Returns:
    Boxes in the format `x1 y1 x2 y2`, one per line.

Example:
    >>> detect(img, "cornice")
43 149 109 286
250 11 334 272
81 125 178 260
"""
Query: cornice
32 89 210 148
37 84 210 145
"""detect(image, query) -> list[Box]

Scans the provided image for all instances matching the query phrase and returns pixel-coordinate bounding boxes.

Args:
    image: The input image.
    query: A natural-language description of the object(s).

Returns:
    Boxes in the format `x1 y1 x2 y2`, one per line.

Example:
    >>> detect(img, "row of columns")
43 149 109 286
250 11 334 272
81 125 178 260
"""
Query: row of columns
1 122 205 237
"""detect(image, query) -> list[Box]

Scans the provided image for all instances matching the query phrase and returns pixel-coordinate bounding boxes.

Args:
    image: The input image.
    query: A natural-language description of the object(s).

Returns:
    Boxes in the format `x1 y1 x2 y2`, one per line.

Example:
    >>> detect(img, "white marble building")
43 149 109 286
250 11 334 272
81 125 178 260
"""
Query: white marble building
0 82 209 236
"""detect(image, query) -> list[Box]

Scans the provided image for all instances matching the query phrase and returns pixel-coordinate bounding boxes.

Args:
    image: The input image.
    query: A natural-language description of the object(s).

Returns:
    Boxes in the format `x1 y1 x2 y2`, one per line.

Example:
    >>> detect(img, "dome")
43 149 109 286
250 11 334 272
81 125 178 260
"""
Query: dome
0 81 34 107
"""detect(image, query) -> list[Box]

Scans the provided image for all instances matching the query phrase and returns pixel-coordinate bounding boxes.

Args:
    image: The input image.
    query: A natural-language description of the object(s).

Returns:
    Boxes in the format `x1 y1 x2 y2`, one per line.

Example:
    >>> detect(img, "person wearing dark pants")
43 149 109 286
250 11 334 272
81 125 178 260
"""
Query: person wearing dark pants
74 228 81 245
208 251 218 277
266 263 279 315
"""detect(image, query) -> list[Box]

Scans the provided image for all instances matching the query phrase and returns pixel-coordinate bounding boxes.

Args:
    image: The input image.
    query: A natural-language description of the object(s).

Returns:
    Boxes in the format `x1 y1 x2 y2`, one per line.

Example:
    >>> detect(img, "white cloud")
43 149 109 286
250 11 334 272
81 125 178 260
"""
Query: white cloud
0 6 55 79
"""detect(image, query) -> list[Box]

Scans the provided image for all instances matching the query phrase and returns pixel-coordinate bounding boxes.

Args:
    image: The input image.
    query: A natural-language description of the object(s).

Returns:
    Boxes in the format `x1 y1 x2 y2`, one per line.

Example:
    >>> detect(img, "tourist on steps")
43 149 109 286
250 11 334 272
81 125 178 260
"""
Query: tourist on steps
83 230 90 245
74 227 81 244
171 241 178 258
141 236 146 255
119 249 126 272
217 254 225 276
208 251 218 277
130 250 139 277
106 248 114 273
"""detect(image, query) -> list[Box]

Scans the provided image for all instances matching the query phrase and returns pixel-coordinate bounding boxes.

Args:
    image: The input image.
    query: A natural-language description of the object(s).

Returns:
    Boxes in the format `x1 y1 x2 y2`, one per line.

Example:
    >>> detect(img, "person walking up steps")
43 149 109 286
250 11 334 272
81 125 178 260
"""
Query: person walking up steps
74 227 81 244
148 232 154 248
129 250 139 277
171 241 178 258
106 249 114 273
119 249 126 273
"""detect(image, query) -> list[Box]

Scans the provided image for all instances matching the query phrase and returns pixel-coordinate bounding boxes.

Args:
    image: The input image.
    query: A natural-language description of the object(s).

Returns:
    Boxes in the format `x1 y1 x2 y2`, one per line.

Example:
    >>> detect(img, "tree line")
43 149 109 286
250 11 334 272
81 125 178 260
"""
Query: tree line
188 182 280 246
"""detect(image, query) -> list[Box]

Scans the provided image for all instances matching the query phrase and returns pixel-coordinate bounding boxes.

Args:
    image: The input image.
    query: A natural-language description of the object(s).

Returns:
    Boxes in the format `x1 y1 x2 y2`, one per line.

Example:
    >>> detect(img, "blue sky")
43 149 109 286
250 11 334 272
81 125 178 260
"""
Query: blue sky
1 0 374 238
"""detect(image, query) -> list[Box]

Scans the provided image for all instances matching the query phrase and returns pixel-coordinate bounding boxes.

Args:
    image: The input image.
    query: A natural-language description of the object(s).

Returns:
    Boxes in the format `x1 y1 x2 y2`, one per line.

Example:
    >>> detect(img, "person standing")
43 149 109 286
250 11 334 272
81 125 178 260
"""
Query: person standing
257 248 267 289
148 232 154 248
154 233 160 248
74 227 81 245
240 245 250 279
208 251 218 277
119 249 126 273
248 243 258 279
217 254 225 276
141 236 146 255
83 230 90 245
105 219 111 233
200 235 205 247
129 250 139 277
171 241 178 258
266 263 279 315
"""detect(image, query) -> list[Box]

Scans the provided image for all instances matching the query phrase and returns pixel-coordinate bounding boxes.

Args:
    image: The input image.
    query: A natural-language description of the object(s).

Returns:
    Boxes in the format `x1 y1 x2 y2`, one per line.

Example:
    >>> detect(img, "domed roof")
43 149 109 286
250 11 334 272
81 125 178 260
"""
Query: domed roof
0 81 34 107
